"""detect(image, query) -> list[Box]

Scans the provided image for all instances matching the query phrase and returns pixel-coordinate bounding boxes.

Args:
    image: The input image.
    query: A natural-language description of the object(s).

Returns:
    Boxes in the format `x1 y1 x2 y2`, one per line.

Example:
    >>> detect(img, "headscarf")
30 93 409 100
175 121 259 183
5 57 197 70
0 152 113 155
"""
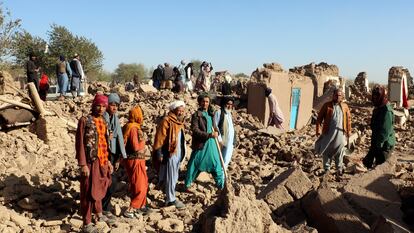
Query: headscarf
169 100 186 111
372 85 388 107
92 94 108 108
123 106 143 144
108 93 121 104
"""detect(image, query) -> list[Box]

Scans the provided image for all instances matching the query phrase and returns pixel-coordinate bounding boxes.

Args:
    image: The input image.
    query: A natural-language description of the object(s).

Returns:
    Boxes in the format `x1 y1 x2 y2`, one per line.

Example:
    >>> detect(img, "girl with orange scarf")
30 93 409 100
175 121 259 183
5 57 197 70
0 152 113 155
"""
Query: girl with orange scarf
122 106 151 218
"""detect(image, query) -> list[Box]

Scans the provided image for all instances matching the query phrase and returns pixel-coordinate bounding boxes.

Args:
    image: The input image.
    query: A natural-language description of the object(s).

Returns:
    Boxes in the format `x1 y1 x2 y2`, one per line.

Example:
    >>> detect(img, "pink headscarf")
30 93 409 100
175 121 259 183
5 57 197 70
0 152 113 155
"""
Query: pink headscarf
92 94 108 108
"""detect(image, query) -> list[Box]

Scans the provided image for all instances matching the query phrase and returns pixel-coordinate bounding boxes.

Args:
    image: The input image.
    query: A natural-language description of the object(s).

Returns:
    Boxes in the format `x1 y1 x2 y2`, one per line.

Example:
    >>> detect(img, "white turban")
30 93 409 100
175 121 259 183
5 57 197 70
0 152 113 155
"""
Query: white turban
225 74 232 83
169 100 186 111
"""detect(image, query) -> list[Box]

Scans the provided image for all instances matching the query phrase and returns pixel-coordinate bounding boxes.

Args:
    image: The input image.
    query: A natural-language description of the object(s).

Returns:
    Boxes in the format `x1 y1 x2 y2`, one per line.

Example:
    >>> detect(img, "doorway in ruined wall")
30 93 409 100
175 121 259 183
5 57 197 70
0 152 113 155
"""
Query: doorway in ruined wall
290 88 301 129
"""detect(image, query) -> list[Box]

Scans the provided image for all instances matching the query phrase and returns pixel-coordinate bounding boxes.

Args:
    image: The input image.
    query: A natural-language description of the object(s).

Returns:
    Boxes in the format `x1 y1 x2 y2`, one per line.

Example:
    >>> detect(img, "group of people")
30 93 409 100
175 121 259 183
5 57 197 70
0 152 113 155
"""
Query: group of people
151 60 215 94
56 53 85 99
75 92 237 232
315 86 396 175
26 53 85 101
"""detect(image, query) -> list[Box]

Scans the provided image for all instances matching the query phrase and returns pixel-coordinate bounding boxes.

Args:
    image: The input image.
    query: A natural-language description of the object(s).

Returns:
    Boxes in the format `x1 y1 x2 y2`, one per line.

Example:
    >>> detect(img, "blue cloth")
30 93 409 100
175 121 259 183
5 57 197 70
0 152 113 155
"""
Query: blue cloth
185 111 224 189
108 93 120 104
57 73 69 94
159 131 185 203
214 109 235 168
103 112 127 159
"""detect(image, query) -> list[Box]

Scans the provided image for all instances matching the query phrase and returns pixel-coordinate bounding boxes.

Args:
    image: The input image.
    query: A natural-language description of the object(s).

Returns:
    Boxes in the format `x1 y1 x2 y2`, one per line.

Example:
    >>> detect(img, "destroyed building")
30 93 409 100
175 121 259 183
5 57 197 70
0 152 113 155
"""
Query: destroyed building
289 62 344 101
388 66 410 108
248 63 314 130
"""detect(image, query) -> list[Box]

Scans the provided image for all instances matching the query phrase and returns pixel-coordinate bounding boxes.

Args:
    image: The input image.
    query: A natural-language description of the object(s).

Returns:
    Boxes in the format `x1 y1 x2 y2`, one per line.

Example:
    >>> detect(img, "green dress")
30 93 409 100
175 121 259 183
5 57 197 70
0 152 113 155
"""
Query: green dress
185 111 224 189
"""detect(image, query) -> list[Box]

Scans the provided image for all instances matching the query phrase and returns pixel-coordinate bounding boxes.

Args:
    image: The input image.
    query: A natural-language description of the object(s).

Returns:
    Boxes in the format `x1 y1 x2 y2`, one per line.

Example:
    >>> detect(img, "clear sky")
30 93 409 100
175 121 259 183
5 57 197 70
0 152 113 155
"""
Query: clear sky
3 0 414 83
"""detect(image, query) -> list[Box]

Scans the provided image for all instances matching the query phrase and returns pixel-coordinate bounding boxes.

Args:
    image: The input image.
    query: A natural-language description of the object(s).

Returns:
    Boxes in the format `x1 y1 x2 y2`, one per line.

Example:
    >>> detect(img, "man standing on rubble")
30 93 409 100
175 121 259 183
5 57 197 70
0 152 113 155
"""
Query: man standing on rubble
215 97 237 168
152 64 163 90
102 93 126 220
70 53 85 97
26 53 40 91
315 88 351 176
56 55 72 100
265 87 285 129
363 85 395 168
152 100 187 208
75 94 114 232
185 93 224 190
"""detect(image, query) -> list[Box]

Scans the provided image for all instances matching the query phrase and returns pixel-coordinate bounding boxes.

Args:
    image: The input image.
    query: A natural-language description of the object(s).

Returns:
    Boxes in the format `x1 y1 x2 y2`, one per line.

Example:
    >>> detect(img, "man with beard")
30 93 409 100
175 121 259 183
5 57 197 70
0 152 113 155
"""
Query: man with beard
315 88 351 176
363 85 396 168
152 100 187 208
214 97 237 168
75 94 114 232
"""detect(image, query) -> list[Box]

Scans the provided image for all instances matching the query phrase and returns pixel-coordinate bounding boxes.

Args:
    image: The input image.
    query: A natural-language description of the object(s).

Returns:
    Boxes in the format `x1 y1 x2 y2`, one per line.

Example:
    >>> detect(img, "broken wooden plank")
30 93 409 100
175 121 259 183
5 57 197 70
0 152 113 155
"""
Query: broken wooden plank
27 82 47 116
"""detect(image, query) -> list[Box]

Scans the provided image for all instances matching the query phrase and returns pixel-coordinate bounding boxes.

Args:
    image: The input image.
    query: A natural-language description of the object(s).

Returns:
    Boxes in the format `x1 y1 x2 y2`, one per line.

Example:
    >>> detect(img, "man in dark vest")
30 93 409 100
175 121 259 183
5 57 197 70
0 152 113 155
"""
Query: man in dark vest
70 53 85 97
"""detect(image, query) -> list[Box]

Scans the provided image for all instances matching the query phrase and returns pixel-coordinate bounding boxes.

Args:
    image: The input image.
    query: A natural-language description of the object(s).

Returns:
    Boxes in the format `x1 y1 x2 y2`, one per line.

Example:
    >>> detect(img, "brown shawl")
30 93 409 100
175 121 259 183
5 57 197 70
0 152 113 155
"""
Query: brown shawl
153 111 184 155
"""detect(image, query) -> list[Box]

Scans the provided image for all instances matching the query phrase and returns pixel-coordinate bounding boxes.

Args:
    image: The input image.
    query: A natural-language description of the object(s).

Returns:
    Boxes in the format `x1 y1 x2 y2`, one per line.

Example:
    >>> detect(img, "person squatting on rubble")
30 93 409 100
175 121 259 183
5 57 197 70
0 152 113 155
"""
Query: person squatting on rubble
26 53 40 91
122 106 152 218
152 100 187 209
362 85 396 168
265 87 285 129
214 97 237 168
315 88 351 176
75 94 114 232
102 93 127 221
70 53 85 97
56 55 72 100
185 94 225 190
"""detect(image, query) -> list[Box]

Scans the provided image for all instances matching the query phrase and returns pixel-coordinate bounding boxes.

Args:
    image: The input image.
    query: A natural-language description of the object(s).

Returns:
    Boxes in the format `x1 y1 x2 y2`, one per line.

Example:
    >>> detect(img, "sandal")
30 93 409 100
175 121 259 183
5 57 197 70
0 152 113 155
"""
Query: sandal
123 209 136 219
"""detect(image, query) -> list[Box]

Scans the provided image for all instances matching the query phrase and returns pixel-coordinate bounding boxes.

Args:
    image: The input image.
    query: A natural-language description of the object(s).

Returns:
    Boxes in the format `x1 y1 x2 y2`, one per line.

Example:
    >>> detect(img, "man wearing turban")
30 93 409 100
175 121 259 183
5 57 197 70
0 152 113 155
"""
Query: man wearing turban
75 94 113 232
152 100 187 208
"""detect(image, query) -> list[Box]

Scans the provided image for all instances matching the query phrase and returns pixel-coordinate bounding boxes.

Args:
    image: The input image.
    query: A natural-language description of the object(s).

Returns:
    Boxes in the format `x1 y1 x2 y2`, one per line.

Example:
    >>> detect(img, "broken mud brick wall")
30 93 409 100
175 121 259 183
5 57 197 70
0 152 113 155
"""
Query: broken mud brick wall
248 63 314 130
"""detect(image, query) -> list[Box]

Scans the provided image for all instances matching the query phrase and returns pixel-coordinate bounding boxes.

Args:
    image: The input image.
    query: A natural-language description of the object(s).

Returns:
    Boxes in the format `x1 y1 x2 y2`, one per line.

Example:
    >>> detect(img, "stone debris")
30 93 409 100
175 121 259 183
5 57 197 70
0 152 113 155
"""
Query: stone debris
200 182 291 233
0 71 413 232
302 182 370 233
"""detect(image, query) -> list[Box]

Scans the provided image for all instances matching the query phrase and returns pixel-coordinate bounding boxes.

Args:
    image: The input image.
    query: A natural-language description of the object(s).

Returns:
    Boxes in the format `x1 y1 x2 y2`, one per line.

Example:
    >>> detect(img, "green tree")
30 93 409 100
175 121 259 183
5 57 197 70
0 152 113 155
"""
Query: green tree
113 63 148 83
0 2 21 63
234 73 249 79
11 30 50 72
48 24 103 74
190 59 202 77
88 70 113 82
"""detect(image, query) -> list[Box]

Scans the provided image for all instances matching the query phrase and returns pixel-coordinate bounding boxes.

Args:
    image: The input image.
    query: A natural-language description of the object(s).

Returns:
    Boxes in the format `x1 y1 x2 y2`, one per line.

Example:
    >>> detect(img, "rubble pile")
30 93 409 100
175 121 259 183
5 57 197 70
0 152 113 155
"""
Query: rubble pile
349 72 371 103
0 78 413 232
289 62 339 78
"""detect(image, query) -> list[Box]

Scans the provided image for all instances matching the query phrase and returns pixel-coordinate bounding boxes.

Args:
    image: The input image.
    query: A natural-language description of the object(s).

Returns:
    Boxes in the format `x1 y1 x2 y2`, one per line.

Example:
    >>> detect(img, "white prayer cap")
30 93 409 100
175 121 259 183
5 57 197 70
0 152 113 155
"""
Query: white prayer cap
169 100 186 111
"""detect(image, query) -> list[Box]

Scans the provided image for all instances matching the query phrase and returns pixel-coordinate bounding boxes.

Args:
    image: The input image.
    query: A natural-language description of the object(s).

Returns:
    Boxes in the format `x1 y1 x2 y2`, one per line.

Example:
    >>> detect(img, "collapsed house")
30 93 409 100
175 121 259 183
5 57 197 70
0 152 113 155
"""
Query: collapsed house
388 66 411 108
248 63 314 130
290 62 344 101
248 62 345 130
